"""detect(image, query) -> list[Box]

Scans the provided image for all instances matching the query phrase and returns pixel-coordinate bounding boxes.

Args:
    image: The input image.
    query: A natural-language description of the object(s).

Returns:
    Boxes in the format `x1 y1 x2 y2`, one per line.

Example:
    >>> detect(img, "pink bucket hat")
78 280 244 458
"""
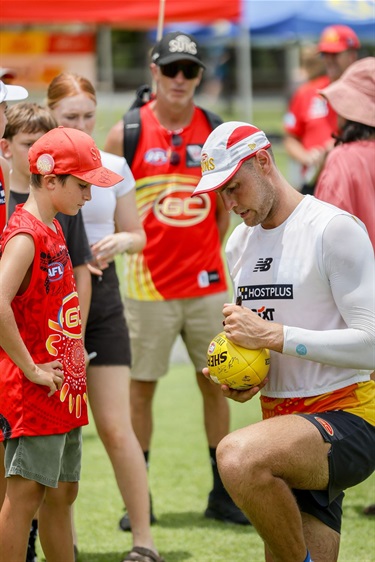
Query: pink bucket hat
193 122 271 195
318 57 375 127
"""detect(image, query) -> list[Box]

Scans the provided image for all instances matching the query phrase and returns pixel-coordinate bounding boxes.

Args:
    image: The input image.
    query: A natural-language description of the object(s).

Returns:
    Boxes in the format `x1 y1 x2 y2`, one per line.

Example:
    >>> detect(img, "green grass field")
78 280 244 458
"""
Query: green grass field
33 363 375 562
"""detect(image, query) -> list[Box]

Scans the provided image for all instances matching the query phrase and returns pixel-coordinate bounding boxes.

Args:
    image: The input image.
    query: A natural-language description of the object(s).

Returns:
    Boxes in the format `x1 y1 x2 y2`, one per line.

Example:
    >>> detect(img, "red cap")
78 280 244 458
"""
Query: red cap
28 127 123 188
318 25 360 53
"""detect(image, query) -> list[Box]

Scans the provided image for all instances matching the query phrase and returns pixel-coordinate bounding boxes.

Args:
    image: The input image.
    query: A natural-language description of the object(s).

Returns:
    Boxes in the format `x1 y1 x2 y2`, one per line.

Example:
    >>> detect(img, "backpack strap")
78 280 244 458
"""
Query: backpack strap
123 107 141 168
200 108 223 131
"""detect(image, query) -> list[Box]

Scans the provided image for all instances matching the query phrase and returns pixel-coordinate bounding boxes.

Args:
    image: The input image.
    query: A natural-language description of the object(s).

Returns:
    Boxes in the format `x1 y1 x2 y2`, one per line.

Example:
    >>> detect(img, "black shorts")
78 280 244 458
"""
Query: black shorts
294 410 375 533
85 262 131 367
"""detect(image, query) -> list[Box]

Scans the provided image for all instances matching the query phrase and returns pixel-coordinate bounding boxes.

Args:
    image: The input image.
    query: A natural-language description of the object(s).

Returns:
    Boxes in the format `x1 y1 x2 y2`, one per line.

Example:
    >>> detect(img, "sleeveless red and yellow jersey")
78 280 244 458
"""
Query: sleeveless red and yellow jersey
0 207 88 440
124 103 227 301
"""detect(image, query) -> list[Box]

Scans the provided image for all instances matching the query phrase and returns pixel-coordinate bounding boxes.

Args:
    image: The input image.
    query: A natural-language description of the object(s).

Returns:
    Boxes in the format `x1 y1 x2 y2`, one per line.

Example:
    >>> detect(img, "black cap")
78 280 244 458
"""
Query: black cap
151 31 206 68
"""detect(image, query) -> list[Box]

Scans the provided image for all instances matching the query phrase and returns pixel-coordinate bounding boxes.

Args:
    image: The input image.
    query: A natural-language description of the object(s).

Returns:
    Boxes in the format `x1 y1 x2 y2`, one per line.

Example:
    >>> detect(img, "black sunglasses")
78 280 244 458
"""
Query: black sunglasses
160 62 201 80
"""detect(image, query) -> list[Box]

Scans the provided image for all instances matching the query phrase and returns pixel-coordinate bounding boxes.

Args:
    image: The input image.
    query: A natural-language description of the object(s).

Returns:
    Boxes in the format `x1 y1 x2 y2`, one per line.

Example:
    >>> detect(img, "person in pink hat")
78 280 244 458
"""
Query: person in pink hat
316 58 375 518
193 121 375 562
315 56 375 248
0 127 123 562
283 25 360 195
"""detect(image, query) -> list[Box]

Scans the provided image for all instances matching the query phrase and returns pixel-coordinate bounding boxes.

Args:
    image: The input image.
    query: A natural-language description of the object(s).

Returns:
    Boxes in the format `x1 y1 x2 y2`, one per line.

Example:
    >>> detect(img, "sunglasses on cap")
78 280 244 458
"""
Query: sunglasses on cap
160 62 201 80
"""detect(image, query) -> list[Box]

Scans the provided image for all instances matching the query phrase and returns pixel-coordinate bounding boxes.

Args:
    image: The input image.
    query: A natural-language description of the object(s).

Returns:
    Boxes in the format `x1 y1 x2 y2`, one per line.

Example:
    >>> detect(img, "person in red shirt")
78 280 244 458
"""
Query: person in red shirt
283 25 360 194
0 127 122 562
0 79 28 234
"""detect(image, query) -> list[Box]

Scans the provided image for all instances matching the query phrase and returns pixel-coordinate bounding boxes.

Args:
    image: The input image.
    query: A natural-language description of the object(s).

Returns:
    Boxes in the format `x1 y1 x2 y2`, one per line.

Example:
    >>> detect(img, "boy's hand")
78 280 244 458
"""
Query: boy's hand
27 361 64 397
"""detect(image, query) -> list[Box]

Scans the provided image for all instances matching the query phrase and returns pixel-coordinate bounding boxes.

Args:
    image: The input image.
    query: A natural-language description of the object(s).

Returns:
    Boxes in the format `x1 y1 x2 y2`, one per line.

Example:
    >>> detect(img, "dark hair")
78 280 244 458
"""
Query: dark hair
30 173 69 188
333 121 375 146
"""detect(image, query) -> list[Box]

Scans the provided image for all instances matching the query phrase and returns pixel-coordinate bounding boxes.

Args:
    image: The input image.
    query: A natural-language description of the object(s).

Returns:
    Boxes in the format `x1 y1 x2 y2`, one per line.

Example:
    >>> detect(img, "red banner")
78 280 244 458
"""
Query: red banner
1 0 240 27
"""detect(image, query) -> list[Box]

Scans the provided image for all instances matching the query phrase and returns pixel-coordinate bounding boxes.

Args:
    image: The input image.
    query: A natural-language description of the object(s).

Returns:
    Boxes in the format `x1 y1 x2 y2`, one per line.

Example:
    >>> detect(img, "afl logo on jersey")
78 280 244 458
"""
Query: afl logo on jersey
48 262 64 281
154 186 211 226
144 148 168 166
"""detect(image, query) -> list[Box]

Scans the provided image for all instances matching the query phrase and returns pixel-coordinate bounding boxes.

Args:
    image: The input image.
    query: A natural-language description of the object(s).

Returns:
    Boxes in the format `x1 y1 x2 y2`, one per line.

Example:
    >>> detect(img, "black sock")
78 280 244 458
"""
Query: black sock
143 450 149 469
30 518 38 536
209 446 227 497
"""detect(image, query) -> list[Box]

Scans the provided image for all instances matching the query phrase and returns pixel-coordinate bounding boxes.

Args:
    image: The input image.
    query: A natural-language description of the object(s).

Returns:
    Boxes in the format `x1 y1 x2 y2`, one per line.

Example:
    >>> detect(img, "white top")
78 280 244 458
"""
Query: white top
226 195 375 398
82 150 135 245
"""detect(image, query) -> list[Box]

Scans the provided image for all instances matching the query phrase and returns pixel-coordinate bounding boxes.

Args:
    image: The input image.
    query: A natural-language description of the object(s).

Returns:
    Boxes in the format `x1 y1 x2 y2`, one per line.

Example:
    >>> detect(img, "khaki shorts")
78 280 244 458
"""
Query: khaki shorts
124 292 228 381
4 427 82 488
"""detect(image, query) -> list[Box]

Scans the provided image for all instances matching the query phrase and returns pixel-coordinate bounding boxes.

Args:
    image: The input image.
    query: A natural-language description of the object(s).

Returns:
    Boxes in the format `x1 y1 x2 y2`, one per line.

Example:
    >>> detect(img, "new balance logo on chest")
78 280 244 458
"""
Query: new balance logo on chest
253 257 273 272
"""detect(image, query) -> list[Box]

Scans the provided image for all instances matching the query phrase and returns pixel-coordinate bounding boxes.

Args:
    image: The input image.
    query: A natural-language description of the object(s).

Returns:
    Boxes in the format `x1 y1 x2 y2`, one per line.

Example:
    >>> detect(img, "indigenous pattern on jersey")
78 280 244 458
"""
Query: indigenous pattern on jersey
124 103 227 301
261 382 375 426
0 207 88 441
0 165 6 234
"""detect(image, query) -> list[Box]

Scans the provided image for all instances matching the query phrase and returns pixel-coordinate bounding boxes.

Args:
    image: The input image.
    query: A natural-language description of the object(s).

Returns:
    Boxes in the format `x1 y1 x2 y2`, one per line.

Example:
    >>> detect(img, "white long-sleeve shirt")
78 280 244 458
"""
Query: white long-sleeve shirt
226 195 375 398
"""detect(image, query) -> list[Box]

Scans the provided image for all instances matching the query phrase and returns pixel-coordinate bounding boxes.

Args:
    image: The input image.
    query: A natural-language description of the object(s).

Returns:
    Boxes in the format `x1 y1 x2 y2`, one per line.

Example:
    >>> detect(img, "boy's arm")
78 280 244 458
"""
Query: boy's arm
0 233 64 396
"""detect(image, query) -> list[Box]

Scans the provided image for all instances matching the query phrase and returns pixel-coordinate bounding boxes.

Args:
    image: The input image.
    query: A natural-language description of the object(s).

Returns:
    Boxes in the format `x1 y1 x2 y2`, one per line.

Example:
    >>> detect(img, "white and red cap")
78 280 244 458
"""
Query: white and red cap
193 122 271 196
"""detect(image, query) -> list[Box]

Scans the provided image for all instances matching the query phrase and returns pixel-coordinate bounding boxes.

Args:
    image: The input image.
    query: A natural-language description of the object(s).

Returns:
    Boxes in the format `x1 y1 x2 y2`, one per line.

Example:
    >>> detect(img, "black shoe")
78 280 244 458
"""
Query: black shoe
26 519 38 562
74 544 79 561
119 493 157 532
204 490 251 525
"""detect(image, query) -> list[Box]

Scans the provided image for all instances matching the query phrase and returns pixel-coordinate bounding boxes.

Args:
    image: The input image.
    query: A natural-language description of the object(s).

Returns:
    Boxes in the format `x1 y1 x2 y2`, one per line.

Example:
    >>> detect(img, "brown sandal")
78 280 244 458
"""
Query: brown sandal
122 546 165 562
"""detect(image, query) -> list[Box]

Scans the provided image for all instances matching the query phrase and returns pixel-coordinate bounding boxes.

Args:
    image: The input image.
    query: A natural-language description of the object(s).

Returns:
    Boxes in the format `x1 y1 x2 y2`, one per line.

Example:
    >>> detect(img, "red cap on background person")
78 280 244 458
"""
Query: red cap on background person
318 57 375 127
318 25 361 53
28 126 124 188
193 122 271 195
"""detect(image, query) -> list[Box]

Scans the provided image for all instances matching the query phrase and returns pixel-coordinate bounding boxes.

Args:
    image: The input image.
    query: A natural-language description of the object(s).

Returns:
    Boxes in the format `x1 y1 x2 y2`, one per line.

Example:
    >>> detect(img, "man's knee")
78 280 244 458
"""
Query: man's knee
217 434 251 483
130 380 157 406
217 429 272 487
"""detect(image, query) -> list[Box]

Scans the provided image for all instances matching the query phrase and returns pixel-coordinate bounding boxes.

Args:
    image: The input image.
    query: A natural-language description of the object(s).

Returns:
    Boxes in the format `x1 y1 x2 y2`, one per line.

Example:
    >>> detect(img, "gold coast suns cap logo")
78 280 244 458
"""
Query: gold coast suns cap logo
36 154 55 175
201 152 215 174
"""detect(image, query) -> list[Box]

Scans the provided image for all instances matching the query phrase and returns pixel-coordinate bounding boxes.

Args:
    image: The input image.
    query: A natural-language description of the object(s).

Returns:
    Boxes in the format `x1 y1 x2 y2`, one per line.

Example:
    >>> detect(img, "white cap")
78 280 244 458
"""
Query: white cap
193 121 271 195
0 80 29 103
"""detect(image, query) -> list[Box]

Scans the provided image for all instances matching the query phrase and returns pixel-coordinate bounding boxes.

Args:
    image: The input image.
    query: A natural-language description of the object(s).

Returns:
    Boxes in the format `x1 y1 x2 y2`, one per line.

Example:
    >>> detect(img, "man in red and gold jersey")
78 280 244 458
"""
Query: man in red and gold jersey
0 127 123 562
105 31 249 529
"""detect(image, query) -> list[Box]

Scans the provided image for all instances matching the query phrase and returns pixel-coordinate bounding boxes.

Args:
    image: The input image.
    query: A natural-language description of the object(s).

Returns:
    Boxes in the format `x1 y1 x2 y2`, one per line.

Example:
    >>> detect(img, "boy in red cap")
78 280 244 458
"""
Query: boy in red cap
0 127 122 562
283 24 360 195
